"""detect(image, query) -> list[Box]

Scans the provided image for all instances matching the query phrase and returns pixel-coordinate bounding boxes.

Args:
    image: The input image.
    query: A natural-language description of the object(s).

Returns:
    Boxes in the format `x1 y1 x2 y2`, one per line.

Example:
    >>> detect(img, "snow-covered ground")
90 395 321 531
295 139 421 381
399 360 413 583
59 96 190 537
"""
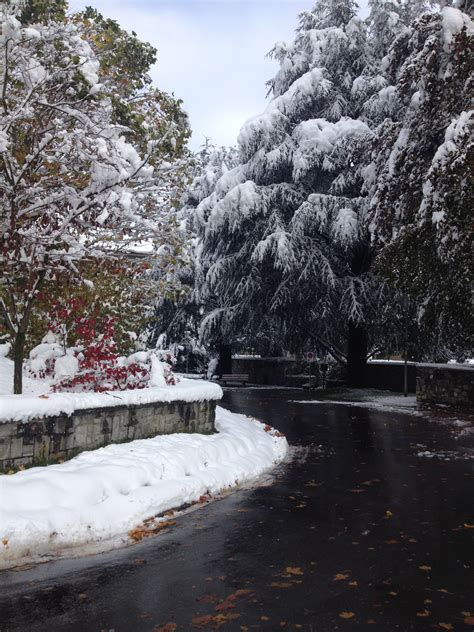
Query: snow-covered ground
0 406 288 569
291 390 418 414
0 347 288 568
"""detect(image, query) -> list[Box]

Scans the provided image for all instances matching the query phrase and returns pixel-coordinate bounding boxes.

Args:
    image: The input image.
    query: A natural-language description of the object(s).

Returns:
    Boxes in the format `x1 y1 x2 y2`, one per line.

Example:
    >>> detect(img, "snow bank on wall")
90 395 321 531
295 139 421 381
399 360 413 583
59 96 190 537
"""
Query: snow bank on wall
0 379 223 423
0 407 288 568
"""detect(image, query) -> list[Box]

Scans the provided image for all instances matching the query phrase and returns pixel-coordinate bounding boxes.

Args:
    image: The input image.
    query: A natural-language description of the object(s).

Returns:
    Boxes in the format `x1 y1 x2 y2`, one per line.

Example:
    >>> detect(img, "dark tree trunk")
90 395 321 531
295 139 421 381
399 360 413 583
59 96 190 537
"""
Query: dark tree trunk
13 331 26 395
346 322 368 388
217 344 232 377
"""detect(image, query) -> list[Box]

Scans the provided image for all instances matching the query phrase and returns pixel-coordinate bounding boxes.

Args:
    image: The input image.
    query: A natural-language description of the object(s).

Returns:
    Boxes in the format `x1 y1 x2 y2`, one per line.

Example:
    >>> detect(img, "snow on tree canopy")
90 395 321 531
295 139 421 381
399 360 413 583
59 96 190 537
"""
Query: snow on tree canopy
366 5 473 352
0 2 190 393
196 0 414 382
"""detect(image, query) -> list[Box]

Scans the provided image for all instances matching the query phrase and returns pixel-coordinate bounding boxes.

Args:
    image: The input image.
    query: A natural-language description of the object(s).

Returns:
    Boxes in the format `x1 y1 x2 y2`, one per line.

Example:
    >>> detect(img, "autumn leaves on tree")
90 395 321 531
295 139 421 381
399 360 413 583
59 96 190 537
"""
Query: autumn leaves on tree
0 1 190 392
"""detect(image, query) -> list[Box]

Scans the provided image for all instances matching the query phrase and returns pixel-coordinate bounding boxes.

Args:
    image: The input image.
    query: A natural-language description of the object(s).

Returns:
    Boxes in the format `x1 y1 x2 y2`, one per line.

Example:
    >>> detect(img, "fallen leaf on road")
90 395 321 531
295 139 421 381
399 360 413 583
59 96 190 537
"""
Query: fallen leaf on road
271 582 292 588
349 581 358 587
339 612 355 620
285 567 304 576
192 613 239 629
334 573 350 581
416 610 430 617
438 624 453 631
419 565 432 572
464 523 474 529
464 616 474 625
154 624 177 632
214 589 252 612
129 520 176 542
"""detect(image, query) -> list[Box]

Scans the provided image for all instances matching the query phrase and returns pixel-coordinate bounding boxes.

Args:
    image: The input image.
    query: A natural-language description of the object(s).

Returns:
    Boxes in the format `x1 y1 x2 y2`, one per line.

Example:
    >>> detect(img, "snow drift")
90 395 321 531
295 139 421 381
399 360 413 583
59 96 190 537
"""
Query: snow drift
0 407 288 569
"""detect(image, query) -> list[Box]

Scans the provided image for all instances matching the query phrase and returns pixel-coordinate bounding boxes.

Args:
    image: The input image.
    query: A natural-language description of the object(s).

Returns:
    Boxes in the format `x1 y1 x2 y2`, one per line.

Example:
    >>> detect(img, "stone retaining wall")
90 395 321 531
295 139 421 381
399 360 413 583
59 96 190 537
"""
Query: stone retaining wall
416 365 474 408
0 399 217 470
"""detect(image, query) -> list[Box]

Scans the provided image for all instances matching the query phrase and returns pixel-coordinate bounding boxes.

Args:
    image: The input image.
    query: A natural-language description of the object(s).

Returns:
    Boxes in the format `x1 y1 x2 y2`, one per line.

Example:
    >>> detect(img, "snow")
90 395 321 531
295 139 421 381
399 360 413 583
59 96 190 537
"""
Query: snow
0 343 222 422
441 7 473 52
54 353 79 381
292 117 370 180
0 348 52 397
0 379 223 424
292 393 418 412
0 130 9 152
0 407 288 568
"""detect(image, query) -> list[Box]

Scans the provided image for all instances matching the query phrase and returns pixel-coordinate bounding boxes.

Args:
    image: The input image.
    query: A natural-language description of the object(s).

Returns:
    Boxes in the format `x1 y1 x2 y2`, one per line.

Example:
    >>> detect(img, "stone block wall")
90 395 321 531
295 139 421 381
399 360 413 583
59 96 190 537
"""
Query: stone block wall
416 365 474 407
0 399 217 470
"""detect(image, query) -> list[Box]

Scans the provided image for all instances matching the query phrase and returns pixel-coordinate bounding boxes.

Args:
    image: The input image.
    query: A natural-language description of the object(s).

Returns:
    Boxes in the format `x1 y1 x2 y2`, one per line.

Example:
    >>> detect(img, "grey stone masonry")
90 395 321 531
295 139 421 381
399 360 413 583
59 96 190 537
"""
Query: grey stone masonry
416 364 474 408
0 399 217 470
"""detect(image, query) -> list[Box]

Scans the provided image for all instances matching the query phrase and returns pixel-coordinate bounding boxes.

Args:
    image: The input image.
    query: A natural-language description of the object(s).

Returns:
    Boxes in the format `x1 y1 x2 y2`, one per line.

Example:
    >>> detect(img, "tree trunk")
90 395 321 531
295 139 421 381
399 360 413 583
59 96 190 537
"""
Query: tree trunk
217 344 232 377
13 331 26 394
346 322 368 388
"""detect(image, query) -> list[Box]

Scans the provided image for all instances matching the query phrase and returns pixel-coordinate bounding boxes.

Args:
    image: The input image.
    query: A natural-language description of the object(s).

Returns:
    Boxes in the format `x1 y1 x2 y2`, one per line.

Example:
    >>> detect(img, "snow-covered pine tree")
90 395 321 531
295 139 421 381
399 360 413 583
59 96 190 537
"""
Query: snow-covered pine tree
367 0 406 60
0 1 189 392
149 142 238 372
366 5 473 355
197 0 399 385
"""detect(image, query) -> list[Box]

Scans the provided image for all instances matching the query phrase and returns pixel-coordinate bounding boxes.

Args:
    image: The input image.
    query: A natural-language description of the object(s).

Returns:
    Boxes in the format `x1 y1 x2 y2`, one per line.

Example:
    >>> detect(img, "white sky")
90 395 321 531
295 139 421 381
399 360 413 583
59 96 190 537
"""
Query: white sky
69 0 369 150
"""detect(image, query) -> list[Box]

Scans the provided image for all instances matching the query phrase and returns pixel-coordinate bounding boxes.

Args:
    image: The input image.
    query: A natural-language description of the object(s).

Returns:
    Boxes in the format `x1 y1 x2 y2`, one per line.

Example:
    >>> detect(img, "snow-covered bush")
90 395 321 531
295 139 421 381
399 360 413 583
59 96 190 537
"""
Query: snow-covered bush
25 329 179 393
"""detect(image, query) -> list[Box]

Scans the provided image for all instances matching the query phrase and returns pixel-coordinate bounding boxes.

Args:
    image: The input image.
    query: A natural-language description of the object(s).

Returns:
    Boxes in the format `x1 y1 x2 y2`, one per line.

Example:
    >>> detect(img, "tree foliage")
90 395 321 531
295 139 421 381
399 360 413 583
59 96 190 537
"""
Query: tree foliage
0 1 190 392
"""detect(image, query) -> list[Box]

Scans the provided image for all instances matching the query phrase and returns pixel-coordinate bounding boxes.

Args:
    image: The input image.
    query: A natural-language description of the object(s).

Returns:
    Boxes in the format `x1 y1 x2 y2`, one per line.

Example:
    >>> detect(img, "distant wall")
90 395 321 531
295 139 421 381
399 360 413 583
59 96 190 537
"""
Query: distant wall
0 399 217 470
232 357 300 386
365 361 417 393
417 365 474 408
232 357 417 391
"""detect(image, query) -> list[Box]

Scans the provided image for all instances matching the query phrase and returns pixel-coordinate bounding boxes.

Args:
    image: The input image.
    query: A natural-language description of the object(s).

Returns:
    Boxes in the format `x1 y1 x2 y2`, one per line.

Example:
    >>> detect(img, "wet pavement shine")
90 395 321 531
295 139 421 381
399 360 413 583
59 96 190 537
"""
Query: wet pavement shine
1 389 473 632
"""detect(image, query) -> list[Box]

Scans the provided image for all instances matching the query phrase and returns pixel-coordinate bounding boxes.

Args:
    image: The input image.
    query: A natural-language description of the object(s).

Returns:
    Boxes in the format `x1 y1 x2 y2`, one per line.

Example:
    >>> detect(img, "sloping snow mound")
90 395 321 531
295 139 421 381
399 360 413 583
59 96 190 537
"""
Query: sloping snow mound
0 407 288 568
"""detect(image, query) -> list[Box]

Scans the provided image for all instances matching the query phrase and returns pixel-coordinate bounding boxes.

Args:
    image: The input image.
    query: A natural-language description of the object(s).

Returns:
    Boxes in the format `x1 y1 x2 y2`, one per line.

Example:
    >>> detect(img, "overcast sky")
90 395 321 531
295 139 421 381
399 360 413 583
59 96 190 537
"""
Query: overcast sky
69 0 369 150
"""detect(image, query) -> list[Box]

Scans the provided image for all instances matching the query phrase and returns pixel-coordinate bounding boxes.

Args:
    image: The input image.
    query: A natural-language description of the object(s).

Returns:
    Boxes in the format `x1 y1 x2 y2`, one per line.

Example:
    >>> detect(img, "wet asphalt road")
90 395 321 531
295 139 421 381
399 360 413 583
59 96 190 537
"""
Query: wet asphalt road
1 389 473 632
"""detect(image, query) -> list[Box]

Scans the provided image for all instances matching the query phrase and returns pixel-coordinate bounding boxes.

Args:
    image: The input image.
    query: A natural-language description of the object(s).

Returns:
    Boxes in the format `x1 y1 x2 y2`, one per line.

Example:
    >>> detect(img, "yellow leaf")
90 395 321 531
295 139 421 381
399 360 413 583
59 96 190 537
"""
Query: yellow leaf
339 612 355 620
285 567 304 576
334 573 350 581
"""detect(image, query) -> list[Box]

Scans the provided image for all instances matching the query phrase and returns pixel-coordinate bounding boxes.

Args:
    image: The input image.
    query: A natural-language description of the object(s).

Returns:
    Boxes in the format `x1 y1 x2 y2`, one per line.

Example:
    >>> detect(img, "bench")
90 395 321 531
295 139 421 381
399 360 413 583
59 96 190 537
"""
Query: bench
220 374 249 386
